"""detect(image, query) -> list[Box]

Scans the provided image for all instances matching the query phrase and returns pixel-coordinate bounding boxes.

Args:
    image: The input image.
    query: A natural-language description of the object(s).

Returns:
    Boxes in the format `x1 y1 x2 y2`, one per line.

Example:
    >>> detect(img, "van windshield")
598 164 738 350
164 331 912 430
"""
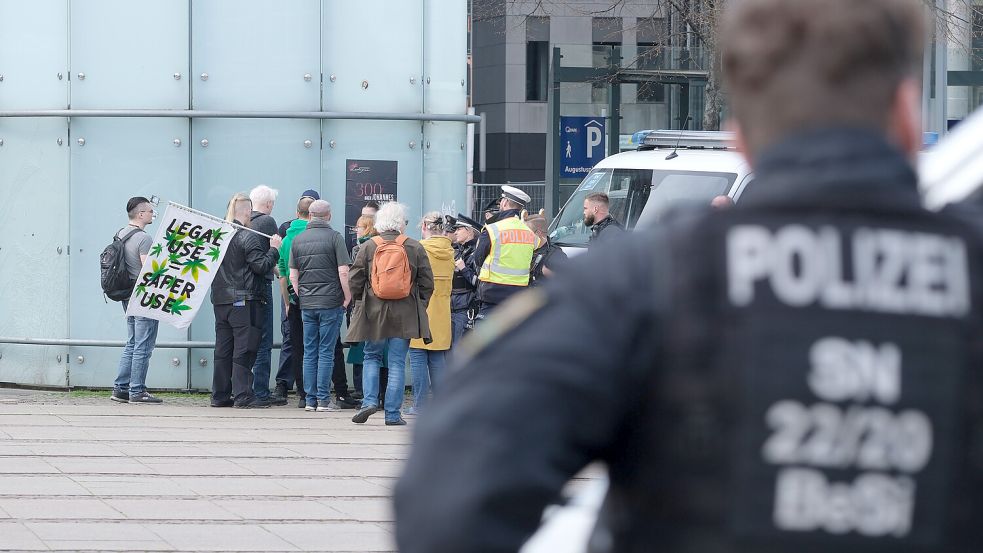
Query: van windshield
549 169 738 247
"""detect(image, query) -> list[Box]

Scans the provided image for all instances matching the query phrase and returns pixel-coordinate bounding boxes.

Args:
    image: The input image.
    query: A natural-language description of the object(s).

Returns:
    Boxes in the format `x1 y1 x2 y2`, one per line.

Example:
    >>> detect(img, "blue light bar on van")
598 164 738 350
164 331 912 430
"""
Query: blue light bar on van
630 129 655 148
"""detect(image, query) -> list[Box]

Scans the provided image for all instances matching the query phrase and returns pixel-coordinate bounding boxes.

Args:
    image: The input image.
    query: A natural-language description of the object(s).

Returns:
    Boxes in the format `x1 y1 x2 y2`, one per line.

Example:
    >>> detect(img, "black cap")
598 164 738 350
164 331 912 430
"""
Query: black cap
454 213 482 231
301 189 320 200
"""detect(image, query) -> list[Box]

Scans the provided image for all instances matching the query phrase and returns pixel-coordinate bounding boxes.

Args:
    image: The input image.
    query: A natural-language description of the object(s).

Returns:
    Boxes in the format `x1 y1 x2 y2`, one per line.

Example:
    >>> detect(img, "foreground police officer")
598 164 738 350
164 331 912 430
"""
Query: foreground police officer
395 1 983 551
473 186 537 320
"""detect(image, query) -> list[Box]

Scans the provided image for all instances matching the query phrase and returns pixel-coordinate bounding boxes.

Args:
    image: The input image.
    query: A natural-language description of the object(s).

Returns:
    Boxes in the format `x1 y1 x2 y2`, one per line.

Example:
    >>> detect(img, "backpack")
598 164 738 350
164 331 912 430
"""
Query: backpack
370 235 412 300
100 228 141 302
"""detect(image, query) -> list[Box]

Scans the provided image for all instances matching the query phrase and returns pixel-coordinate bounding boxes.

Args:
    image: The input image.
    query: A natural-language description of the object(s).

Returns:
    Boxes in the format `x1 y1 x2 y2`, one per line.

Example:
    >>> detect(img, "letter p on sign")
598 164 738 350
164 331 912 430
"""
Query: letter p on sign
587 126 603 159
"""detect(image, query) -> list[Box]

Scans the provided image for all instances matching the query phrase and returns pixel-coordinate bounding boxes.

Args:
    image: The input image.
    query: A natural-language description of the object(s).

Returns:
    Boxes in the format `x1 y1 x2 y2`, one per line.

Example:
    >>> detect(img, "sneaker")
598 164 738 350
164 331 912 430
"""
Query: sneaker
385 417 407 426
210 399 234 408
252 397 272 408
351 391 364 401
404 407 420 416
271 382 289 406
110 389 129 403
304 403 317 412
317 402 340 412
335 395 360 409
352 405 379 424
128 392 162 404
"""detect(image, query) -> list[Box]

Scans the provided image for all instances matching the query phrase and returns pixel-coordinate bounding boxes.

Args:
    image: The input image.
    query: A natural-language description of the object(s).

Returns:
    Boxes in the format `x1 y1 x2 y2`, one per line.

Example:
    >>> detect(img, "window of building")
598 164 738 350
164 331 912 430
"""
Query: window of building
636 42 666 103
592 17 622 104
526 41 549 101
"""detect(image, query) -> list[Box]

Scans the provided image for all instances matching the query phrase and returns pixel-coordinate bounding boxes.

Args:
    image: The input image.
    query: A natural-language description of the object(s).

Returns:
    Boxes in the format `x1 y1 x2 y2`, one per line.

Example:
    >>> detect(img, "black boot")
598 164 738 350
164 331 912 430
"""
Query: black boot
271 382 288 406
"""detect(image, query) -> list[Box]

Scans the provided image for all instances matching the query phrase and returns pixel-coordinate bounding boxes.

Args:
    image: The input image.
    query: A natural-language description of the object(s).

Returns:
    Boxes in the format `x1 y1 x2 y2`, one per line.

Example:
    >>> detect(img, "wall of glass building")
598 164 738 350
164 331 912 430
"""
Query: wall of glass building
0 0 470 389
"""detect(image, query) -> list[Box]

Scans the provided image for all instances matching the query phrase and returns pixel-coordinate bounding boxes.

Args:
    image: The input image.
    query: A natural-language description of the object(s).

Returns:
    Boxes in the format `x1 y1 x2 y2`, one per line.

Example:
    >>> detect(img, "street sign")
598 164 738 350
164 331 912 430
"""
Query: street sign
560 116 606 179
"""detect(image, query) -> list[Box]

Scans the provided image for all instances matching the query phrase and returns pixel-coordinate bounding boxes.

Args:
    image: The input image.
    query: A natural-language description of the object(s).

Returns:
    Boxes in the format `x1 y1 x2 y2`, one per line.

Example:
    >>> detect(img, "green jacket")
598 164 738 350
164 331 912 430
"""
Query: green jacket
278 218 309 301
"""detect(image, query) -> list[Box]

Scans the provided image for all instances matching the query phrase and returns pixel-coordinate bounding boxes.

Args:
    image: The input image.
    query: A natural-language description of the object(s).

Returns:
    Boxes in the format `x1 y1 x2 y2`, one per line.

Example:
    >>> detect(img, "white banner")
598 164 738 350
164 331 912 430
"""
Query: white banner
125 203 237 329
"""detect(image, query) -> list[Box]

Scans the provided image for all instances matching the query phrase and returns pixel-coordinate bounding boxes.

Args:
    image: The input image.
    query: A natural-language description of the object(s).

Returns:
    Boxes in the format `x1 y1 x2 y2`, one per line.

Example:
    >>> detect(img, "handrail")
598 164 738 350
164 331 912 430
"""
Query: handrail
0 109 481 123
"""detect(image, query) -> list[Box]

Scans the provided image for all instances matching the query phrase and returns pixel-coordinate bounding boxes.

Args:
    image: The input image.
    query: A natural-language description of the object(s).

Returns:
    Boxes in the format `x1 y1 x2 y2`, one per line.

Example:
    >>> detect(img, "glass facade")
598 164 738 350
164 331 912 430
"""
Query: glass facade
0 0 469 389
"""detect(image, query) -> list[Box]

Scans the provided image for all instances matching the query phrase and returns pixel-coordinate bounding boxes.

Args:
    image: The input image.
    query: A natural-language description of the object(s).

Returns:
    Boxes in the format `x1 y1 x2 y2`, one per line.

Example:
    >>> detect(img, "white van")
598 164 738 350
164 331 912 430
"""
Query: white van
548 131 752 253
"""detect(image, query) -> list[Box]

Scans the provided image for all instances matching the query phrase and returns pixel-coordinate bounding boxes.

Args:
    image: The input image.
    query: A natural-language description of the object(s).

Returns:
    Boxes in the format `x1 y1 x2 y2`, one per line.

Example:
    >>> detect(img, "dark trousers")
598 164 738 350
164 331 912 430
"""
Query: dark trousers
333 337 349 398
212 301 261 405
287 302 305 400
275 295 294 389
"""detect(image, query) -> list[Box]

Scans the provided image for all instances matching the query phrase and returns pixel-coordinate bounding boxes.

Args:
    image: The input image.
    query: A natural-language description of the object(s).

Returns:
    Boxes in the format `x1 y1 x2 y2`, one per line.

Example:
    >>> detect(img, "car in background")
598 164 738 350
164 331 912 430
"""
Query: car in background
548 130 752 254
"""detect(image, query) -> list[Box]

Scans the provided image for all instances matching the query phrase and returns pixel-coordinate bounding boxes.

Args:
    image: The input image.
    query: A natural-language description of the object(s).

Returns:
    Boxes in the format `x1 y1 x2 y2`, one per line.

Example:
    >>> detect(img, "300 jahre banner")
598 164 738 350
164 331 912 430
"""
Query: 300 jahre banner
125 203 238 329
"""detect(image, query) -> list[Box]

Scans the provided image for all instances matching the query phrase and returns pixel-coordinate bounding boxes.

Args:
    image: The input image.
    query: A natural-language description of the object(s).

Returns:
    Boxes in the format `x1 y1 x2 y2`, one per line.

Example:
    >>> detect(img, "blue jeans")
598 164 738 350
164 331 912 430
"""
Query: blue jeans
362 338 409 421
302 307 345 405
409 348 446 410
114 300 160 395
252 283 274 400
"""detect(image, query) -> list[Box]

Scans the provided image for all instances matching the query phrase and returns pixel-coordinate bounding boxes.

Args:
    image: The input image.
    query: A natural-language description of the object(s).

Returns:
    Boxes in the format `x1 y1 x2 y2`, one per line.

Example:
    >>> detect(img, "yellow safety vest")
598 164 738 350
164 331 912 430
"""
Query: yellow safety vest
479 216 537 286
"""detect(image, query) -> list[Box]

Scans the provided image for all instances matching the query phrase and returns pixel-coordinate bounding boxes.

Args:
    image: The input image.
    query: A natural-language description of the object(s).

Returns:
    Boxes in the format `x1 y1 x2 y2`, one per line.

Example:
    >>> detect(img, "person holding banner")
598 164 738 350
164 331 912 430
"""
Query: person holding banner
210 193 283 409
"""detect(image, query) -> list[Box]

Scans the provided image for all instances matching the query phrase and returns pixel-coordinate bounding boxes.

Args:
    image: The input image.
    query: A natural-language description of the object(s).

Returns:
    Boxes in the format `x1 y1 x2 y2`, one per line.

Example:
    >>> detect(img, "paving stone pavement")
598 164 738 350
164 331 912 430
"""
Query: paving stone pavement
0 389 407 552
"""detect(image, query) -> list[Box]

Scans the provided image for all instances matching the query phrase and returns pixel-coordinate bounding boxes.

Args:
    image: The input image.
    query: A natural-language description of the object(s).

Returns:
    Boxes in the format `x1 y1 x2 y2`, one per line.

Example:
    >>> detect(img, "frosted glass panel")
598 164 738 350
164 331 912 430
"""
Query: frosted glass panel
70 0 189 109
322 0 424 113
0 118 69 386
192 0 320 110
424 0 468 114
0 0 68 109
423 122 468 216
68 118 191 389
189 118 321 389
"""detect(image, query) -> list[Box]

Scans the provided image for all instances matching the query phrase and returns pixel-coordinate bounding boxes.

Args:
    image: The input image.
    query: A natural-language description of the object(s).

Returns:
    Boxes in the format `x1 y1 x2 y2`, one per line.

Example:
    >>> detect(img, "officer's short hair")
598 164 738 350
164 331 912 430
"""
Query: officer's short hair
720 0 925 155
127 196 150 218
586 193 609 206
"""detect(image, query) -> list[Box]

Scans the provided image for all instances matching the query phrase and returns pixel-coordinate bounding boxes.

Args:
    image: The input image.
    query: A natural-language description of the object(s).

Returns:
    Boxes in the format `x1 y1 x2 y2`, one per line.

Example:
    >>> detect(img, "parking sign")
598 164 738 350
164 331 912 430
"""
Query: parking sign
560 116 606 179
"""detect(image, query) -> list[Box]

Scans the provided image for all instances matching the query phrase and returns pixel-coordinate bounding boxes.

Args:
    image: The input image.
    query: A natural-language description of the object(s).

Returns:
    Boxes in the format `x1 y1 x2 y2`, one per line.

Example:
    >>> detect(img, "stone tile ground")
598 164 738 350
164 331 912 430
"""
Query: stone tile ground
0 388 405 552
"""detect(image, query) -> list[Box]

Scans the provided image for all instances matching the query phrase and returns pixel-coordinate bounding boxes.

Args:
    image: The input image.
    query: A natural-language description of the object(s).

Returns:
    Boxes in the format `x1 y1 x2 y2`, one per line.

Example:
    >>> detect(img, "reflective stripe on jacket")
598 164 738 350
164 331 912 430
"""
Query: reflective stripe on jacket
478 216 536 286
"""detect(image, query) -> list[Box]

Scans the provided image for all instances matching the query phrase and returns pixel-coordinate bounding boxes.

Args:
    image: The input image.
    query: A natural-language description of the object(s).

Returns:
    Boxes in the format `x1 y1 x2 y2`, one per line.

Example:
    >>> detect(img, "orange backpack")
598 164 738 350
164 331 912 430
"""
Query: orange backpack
370 235 413 300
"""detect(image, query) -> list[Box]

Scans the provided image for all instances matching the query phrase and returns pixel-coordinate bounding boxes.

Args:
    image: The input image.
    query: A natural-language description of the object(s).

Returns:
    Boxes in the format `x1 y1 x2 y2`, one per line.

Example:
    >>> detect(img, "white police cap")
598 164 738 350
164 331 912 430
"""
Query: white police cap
501 185 531 206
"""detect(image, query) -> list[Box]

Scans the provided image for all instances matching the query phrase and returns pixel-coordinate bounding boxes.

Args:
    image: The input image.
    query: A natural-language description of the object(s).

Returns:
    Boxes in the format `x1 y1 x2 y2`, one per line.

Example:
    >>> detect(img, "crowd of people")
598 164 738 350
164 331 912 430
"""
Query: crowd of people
109 184 624 423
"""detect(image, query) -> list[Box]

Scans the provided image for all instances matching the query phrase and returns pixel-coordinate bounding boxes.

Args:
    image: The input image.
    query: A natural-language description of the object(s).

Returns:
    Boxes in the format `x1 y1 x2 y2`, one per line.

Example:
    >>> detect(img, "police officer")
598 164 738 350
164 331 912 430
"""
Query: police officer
450 213 481 346
395 1 983 552
472 186 537 320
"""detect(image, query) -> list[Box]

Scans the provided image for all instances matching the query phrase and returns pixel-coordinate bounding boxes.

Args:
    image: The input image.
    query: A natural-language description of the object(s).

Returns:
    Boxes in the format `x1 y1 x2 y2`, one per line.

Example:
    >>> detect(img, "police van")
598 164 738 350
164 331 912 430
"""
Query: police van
549 130 753 253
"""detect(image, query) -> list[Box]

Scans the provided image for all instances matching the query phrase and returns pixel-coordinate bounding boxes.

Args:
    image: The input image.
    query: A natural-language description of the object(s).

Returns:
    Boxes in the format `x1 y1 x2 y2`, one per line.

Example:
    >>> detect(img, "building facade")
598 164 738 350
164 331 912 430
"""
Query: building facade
0 0 470 389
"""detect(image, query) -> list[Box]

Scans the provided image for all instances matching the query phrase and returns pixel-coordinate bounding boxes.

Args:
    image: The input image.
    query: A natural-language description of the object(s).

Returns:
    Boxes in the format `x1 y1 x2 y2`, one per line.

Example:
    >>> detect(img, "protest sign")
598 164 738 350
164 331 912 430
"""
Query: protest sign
345 159 398 251
125 203 237 329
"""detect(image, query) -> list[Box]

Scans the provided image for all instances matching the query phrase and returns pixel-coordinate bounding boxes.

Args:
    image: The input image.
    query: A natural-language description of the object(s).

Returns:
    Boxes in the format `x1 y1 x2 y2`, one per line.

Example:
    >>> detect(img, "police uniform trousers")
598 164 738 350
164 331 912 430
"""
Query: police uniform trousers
212 301 262 405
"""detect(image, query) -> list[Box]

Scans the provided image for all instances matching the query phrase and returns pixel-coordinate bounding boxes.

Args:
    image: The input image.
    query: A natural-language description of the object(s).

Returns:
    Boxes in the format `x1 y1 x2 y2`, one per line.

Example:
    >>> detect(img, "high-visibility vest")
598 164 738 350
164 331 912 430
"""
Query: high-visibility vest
479 216 537 286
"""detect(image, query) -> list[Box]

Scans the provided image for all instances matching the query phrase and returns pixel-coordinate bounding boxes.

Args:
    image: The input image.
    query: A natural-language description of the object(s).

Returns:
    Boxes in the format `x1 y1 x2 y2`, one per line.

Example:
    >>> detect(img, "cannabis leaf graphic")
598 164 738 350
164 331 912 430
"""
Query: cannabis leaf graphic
211 227 228 242
169 295 192 315
207 247 221 262
149 259 168 280
191 237 206 248
181 258 210 282
168 252 183 265
135 284 148 297
150 244 163 257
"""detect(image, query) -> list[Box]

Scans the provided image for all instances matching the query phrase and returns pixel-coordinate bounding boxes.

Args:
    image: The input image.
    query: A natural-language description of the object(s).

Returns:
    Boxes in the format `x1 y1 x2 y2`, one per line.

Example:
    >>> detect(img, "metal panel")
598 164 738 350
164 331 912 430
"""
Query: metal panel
322 1 424 113
189 118 321 389
423 121 468 216
0 118 70 386
0 0 69 109
423 0 468 114
192 0 320 111
68 118 191 390
70 0 189 109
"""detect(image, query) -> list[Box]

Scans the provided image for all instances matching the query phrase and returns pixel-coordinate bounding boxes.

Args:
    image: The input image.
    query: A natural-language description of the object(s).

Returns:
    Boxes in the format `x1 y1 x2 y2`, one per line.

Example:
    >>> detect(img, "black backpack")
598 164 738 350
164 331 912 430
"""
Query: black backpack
100 228 142 302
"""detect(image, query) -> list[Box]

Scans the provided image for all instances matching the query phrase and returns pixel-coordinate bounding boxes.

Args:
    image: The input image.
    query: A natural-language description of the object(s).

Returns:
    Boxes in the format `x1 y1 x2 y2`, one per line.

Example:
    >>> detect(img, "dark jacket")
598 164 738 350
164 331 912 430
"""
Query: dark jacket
589 214 624 244
345 230 435 343
249 211 278 281
289 220 351 310
211 222 279 305
529 238 567 287
394 128 983 553
451 237 478 311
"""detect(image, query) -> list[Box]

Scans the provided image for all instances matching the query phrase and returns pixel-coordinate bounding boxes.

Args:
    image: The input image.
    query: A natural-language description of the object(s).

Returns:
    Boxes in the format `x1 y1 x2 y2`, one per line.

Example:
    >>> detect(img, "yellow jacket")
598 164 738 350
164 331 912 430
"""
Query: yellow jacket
411 236 455 350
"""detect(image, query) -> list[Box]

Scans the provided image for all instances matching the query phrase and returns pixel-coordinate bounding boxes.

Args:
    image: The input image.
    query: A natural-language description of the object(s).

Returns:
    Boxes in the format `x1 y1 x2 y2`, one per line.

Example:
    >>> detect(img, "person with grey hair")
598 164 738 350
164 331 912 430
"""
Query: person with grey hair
247 184 279 404
289 200 352 412
347 202 434 426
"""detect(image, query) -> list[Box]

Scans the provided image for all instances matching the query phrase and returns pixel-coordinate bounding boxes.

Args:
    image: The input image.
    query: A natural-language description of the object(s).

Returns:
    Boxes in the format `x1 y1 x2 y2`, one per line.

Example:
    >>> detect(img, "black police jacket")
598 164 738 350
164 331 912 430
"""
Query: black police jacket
589 214 624 244
210 222 279 306
394 128 983 553
451 237 478 311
